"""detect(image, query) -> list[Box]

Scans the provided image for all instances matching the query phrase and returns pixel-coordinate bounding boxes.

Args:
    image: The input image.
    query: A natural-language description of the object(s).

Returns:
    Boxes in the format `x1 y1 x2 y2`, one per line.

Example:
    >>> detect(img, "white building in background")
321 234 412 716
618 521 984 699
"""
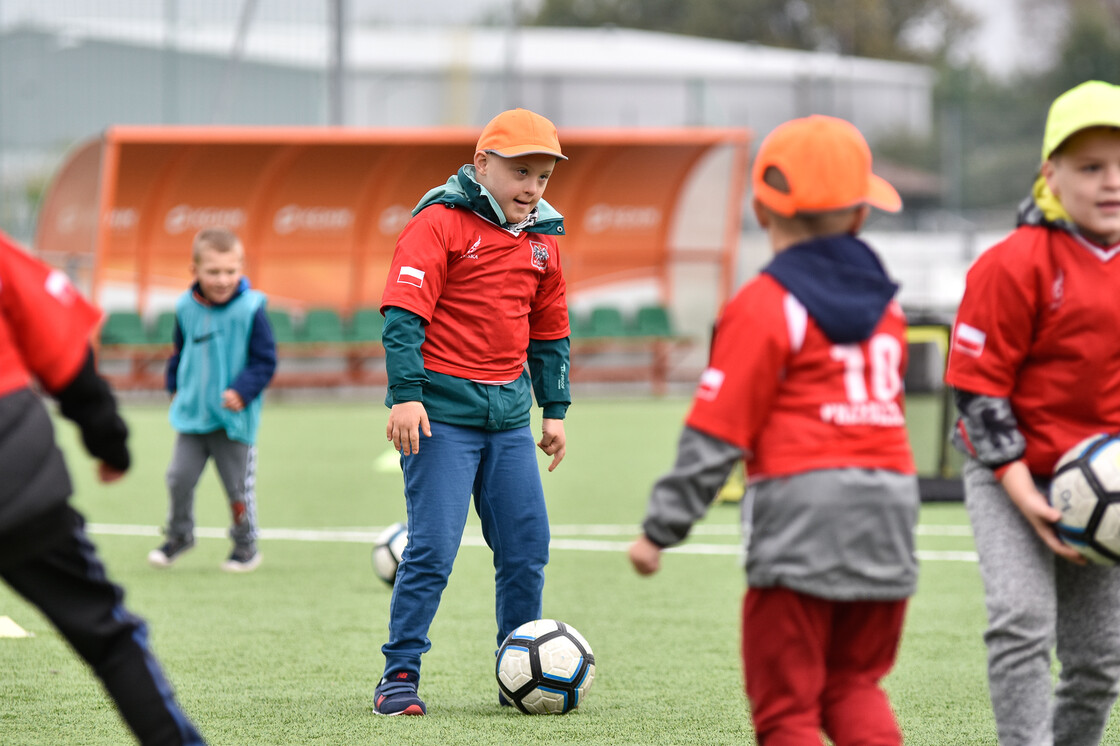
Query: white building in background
0 20 935 134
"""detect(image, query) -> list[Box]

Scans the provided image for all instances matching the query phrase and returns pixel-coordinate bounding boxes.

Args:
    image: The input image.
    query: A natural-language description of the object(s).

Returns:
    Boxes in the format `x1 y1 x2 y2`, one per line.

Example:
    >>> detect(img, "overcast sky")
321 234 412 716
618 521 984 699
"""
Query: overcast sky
0 0 524 26
0 0 1059 78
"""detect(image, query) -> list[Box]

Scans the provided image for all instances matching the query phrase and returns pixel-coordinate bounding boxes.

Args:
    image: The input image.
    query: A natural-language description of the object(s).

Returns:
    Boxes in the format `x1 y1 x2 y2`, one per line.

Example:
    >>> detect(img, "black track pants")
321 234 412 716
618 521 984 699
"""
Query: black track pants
1 506 205 745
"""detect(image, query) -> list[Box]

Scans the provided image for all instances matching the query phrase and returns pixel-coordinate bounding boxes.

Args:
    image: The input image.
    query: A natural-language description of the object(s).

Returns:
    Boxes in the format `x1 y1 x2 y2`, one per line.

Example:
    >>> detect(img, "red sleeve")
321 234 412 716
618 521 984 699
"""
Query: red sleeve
945 238 1040 397
685 277 786 453
0 233 101 393
528 239 569 340
379 208 451 321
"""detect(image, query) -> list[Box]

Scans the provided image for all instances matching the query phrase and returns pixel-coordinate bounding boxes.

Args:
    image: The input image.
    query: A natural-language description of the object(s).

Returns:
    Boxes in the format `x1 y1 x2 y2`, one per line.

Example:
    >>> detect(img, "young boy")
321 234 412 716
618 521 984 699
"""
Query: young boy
0 230 205 744
945 79 1120 746
629 115 919 745
148 227 277 573
374 108 571 716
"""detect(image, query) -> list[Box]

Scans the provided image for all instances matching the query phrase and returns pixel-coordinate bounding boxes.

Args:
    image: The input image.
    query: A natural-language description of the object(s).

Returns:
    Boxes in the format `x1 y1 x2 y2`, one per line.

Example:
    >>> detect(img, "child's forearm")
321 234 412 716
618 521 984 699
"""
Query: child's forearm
1000 460 1084 563
641 426 743 548
383 307 428 400
527 336 570 418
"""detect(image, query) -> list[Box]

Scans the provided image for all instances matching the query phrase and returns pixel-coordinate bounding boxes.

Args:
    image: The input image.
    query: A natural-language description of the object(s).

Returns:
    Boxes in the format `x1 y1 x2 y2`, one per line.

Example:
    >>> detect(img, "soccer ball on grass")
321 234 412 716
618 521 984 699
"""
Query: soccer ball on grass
1051 433 1120 565
372 521 407 586
496 618 595 714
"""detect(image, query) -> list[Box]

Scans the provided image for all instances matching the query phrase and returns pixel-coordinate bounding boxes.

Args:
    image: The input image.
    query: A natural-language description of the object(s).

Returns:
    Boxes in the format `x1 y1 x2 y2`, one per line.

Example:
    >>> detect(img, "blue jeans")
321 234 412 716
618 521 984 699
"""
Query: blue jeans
382 422 550 676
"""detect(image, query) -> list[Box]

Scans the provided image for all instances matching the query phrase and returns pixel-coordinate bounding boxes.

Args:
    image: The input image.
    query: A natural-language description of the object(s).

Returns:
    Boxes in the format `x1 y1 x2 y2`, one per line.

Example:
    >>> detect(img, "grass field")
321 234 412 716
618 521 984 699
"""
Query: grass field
1 395 1116 745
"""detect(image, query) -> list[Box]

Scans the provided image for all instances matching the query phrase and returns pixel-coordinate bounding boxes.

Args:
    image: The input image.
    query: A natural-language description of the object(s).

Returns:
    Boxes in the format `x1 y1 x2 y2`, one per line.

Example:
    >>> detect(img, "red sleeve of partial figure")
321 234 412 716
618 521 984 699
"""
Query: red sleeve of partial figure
0 231 102 396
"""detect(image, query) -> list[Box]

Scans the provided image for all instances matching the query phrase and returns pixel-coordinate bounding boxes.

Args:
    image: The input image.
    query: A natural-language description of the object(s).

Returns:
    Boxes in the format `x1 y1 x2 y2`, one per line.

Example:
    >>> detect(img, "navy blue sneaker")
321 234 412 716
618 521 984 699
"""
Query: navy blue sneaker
374 671 426 716
147 535 195 567
221 544 262 573
499 691 512 707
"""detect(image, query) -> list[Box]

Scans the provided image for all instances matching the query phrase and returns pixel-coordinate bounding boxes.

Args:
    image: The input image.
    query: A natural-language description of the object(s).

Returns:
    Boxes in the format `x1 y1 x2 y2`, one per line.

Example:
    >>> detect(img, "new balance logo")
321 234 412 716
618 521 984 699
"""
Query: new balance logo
465 236 482 259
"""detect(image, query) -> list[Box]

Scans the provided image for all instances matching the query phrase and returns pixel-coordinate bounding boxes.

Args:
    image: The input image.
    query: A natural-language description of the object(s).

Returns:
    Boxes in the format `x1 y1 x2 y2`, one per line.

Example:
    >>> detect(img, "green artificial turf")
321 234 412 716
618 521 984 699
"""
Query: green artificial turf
0 396 1116 744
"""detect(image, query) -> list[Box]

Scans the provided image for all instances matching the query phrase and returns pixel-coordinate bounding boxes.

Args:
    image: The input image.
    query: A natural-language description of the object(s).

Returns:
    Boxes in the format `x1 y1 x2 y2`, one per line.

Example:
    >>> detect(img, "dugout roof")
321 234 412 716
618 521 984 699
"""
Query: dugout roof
34 125 749 317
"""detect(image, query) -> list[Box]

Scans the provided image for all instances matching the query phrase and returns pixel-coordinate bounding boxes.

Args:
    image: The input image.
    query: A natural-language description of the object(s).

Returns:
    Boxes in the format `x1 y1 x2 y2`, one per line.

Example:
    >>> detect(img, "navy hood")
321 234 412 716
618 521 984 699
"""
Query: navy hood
762 234 899 344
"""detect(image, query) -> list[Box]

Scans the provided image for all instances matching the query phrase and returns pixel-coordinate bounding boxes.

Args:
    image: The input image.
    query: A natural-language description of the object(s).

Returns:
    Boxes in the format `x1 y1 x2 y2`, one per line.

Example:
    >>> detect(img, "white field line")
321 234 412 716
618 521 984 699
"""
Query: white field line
88 523 977 562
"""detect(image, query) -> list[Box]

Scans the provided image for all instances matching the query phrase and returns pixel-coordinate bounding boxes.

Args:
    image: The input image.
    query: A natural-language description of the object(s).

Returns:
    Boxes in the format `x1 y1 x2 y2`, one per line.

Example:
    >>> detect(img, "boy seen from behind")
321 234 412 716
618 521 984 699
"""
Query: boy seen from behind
630 115 919 746
149 227 277 573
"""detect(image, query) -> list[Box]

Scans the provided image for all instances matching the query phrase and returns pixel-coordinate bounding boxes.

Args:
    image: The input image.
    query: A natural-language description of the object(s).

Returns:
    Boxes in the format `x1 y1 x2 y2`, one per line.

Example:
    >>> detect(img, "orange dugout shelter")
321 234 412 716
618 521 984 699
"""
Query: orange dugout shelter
35 125 749 324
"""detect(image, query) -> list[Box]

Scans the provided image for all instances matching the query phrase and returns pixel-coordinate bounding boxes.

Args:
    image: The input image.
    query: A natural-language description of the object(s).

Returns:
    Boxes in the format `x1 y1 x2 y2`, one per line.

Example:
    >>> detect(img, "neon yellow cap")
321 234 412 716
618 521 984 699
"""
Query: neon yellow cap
1043 80 1120 161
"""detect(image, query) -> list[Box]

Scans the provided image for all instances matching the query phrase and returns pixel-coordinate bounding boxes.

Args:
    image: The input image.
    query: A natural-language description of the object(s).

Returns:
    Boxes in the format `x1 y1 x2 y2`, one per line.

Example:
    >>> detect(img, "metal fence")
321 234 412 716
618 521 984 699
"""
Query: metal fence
0 1 341 242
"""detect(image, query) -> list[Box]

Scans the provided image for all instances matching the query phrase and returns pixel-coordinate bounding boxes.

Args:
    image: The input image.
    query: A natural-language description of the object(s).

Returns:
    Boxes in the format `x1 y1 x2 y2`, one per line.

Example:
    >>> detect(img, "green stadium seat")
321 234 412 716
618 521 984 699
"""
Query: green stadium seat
99 310 147 345
150 310 178 345
585 306 626 338
347 307 384 342
266 309 297 344
633 304 674 337
300 308 346 343
567 307 589 338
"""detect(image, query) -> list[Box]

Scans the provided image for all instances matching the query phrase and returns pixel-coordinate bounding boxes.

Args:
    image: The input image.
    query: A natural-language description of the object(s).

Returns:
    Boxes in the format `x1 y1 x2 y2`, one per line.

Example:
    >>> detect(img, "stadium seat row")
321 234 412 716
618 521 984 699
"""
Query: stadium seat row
569 304 679 339
95 304 689 393
98 308 385 347
102 304 681 347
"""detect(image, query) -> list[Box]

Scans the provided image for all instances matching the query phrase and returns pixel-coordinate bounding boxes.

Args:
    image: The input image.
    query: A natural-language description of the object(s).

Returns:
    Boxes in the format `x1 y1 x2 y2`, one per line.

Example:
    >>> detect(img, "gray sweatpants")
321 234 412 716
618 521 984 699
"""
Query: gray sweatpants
165 430 258 547
963 458 1120 746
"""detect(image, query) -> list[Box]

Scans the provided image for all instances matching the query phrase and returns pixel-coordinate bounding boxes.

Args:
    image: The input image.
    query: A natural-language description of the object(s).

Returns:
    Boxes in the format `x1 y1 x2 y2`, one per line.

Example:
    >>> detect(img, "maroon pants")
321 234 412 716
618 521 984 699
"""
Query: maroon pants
741 587 907 746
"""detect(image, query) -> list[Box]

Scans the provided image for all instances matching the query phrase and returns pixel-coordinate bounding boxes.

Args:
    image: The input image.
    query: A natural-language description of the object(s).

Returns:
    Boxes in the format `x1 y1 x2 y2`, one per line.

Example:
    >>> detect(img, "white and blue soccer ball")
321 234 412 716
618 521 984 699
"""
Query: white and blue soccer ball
496 618 595 715
371 521 407 586
1051 433 1120 565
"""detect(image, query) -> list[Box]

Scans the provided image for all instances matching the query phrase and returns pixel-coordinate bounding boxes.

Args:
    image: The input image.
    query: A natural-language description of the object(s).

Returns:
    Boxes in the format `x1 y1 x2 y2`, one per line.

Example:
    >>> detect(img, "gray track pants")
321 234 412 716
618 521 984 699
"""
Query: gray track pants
963 459 1120 746
165 430 258 547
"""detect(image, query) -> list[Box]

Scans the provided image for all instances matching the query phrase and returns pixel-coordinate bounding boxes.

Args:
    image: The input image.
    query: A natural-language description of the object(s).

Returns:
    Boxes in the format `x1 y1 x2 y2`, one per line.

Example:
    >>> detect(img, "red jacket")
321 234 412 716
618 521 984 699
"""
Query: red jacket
947 225 1120 475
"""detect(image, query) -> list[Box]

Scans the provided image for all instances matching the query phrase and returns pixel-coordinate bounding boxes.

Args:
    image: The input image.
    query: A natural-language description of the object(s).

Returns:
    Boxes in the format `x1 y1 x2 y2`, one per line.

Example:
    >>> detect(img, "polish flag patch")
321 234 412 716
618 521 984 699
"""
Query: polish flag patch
953 322 987 358
696 366 726 401
45 269 77 303
397 266 425 288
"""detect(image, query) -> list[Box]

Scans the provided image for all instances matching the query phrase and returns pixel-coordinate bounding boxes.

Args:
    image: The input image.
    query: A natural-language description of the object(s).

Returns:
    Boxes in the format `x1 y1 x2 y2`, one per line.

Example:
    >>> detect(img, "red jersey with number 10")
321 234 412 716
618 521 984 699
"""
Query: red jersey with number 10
380 204 569 382
686 273 915 481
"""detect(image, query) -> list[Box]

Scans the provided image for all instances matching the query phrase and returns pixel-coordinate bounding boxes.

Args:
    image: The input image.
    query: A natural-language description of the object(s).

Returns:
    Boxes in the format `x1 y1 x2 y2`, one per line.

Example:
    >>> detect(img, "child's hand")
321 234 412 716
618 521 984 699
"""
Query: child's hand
537 418 566 472
1001 461 1086 564
222 389 245 411
97 462 126 484
629 535 662 575
387 401 431 455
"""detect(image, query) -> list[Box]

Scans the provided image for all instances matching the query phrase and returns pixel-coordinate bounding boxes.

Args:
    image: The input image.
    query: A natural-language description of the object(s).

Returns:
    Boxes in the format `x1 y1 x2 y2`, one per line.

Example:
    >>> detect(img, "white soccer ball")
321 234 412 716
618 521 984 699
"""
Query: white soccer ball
372 521 407 586
1051 433 1120 565
496 618 595 715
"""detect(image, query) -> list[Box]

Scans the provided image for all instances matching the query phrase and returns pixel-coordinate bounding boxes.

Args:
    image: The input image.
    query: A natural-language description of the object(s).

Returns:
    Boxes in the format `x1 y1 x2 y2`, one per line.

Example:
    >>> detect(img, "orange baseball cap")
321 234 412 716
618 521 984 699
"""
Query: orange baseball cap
476 108 567 160
752 115 901 217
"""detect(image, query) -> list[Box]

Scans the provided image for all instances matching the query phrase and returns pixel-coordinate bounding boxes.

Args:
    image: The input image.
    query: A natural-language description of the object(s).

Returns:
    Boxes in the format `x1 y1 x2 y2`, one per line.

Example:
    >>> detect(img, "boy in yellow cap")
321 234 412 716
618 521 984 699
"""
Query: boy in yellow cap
374 108 571 716
629 115 919 744
945 80 1120 746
